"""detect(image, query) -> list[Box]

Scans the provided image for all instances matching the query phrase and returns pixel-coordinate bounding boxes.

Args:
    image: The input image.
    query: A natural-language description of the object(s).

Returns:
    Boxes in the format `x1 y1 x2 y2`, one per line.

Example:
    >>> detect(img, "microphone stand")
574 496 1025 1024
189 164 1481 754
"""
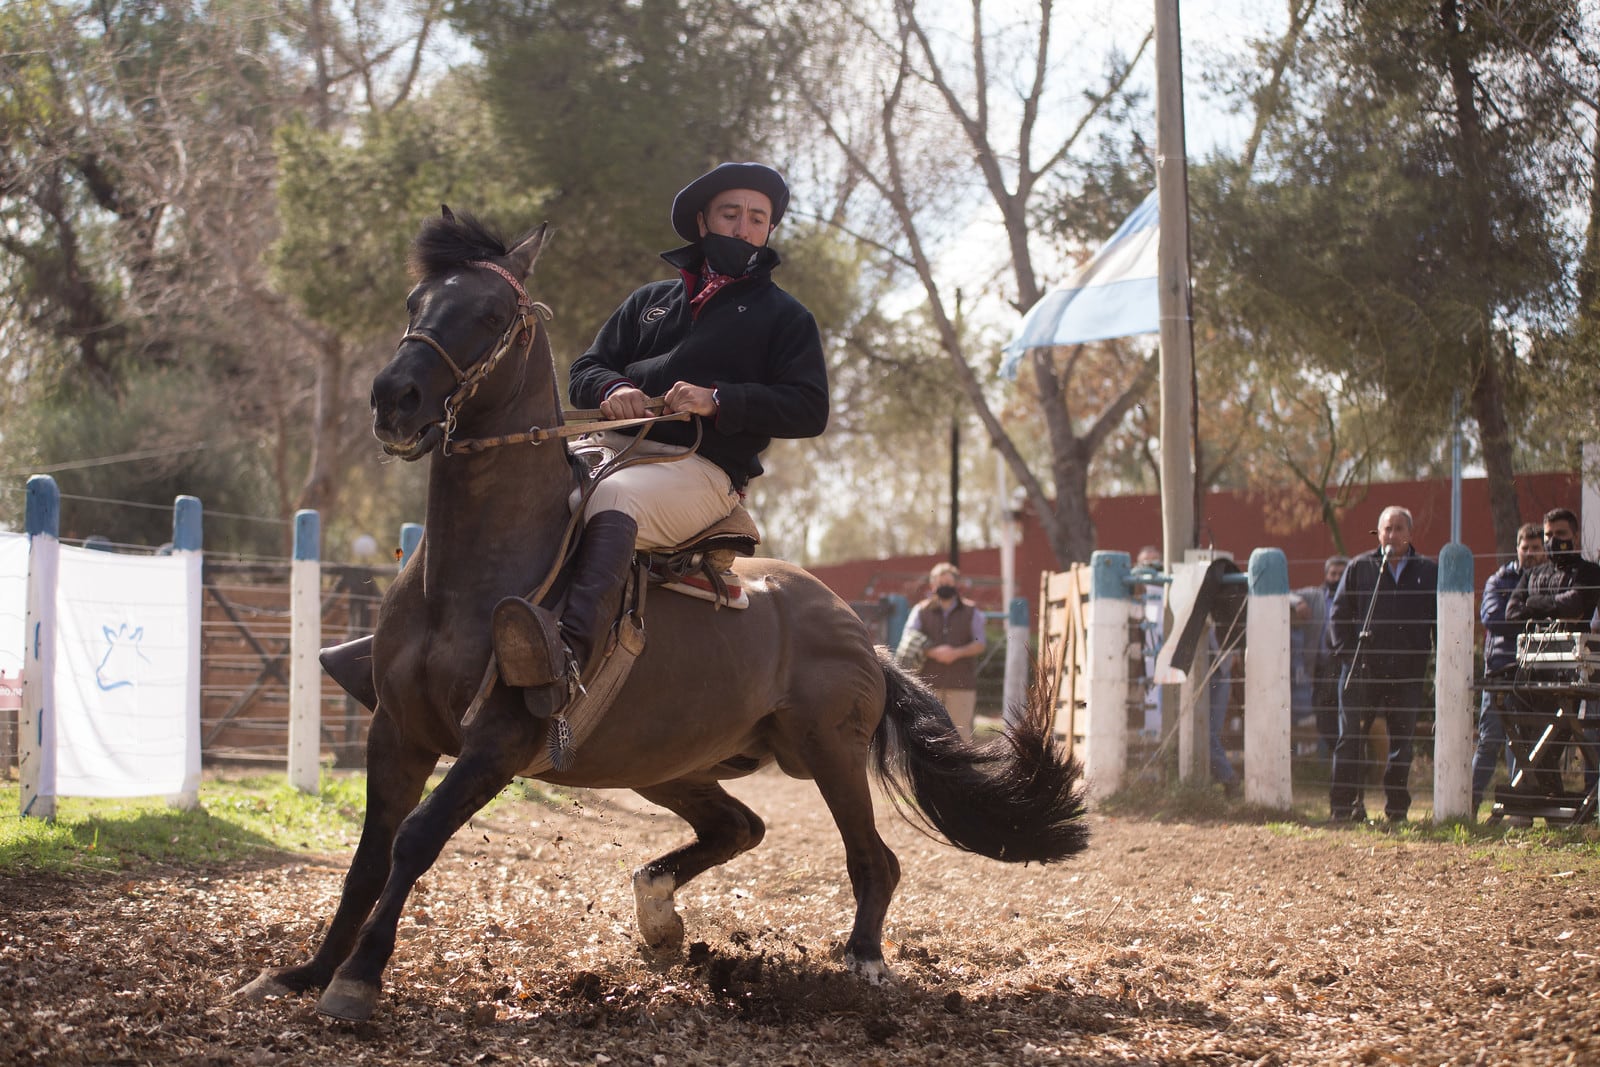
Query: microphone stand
1344 544 1390 693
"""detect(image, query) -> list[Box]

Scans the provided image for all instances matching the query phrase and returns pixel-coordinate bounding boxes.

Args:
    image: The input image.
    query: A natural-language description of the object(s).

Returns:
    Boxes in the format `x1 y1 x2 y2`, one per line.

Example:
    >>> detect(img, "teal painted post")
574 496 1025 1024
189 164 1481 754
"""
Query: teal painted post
171 496 203 809
288 510 322 793
1085 551 1131 799
399 523 423 569
1434 543 1475 820
1002 596 1030 729
20 475 61 819
1245 548 1292 809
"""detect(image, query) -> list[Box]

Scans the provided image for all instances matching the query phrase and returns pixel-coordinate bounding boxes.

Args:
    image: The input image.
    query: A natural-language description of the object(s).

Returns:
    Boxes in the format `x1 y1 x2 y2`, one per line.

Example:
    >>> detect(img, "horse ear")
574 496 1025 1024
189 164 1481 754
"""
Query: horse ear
505 222 550 281
441 204 455 223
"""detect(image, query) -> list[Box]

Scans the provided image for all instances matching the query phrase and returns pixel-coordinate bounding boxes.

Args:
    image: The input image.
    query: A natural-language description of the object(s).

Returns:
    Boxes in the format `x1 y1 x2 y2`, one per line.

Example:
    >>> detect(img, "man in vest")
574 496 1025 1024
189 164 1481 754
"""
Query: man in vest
903 562 987 737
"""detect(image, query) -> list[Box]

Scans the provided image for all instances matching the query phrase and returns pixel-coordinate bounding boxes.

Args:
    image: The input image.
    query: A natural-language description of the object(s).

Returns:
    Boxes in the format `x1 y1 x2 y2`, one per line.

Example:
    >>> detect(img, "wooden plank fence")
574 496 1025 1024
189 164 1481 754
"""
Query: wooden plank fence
202 561 390 767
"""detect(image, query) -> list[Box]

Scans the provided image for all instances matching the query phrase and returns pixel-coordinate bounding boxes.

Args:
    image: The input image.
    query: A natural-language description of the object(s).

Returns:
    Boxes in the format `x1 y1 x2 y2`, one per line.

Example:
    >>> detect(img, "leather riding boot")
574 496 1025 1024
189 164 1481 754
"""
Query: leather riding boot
319 635 378 712
492 511 639 692
554 510 640 676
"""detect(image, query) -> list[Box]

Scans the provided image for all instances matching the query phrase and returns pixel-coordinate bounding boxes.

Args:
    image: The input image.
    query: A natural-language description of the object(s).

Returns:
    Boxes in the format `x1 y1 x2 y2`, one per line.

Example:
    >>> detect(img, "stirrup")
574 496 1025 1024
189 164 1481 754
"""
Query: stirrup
491 597 567 689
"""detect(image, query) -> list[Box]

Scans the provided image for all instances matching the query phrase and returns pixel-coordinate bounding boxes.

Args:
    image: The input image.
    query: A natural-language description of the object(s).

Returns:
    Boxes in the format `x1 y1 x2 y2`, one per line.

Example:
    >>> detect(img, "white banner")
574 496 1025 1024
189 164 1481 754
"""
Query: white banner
0 532 27 687
51 546 198 798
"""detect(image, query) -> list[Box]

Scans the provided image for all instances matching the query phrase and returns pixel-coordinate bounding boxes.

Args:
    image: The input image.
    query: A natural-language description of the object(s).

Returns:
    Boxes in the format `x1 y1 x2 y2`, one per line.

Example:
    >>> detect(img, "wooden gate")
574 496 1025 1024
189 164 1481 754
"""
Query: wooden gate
202 561 390 767
1038 565 1090 751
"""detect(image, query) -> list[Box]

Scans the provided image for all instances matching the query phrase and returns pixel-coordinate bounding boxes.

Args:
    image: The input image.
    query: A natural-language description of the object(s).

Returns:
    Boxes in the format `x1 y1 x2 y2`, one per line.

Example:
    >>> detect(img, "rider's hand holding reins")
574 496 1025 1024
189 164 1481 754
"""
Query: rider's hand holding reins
663 381 717 418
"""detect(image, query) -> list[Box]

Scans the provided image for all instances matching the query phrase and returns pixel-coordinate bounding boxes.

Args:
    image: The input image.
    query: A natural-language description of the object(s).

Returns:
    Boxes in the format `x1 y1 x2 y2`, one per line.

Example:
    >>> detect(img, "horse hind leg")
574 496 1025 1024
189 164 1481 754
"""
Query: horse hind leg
798 741 901 983
630 780 766 954
236 714 435 1003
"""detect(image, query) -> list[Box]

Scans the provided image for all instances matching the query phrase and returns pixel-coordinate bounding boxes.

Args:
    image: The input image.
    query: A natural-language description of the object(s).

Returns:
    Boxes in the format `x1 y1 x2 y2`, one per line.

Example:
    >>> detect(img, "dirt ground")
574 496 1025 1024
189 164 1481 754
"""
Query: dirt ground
2 766 1598 1066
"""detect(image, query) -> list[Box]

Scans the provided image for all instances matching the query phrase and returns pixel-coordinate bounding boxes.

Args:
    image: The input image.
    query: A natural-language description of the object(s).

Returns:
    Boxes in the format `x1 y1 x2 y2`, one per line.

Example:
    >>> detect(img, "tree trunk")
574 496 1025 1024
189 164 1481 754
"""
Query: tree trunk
1442 0 1519 556
1470 351 1521 557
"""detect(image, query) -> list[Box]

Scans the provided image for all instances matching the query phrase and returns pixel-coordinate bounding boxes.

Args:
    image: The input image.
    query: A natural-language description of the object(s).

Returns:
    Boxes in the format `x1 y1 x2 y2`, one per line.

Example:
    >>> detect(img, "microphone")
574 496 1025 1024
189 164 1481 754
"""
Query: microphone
1380 543 1391 561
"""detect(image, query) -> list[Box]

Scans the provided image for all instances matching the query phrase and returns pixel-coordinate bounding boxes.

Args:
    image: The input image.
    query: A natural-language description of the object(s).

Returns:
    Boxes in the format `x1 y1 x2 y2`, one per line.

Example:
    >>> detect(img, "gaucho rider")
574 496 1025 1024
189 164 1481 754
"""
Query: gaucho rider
491 161 830 704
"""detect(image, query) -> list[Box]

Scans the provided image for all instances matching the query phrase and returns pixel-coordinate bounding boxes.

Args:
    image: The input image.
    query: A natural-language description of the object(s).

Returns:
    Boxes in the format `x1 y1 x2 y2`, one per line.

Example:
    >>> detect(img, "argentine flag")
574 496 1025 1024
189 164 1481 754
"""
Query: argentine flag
1001 189 1159 379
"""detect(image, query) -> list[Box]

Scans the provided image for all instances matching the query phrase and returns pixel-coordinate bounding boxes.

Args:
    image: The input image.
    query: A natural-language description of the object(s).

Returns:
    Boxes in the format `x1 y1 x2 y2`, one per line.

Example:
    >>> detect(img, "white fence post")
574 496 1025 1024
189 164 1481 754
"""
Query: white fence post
171 495 203 810
20 475 60 820
287 509 322 794
1244 548 1292 809
1084 551 1130 799
1002 596 1029 726
1434 542 1475 820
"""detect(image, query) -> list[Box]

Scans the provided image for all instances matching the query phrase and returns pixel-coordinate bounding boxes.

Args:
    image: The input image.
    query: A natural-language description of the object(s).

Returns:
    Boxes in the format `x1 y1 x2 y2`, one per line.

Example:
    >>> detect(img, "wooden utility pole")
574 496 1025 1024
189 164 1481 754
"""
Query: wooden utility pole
1155 0 1197 568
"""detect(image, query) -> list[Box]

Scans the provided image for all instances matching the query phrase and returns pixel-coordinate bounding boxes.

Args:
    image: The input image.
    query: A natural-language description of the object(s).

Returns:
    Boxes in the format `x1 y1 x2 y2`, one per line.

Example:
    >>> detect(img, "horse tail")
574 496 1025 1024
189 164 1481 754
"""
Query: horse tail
870 647 1090 864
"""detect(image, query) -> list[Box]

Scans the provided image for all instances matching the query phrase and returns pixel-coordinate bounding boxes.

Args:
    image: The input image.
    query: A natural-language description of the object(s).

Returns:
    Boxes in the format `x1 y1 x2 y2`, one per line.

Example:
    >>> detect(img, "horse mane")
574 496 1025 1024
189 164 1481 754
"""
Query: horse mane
407 210 512 281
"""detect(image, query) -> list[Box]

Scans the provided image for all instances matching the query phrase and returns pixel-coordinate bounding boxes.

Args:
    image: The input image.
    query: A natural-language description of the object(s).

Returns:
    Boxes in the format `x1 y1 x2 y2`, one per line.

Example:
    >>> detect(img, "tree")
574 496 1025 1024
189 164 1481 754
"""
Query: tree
780 0 1155 567
0 0 450 549
1216 0 1583 554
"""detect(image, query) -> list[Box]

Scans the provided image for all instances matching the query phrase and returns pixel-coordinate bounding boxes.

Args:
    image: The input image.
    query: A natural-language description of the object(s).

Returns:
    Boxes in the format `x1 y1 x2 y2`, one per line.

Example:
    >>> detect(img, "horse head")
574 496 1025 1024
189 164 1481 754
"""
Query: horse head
371 207 550 460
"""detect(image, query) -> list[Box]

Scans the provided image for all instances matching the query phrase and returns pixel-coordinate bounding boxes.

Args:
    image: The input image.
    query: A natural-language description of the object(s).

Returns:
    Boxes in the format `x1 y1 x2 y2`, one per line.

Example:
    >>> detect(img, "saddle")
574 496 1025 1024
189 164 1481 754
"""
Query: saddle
644 505 760 609
508 506 761 773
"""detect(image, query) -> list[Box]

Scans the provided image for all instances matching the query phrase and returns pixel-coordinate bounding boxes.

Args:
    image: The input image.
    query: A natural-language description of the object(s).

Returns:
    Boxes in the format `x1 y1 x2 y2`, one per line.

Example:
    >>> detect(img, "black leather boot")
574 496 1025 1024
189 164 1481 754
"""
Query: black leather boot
492 510 639 694
319 635 377 712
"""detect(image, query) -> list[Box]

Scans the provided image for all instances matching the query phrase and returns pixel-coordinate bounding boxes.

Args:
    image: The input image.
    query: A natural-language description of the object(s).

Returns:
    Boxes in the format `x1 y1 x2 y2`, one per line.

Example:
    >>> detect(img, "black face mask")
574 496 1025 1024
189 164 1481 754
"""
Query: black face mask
701 233 762 277
1546 535 1578 560
935 584 958 600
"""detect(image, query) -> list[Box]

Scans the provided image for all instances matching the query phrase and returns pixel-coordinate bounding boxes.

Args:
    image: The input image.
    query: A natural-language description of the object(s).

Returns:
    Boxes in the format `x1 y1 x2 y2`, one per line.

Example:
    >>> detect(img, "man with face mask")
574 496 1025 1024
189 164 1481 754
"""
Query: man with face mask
1506 508 1600 631
903 562 987 738
492 162 828 707
1503 508 1600 811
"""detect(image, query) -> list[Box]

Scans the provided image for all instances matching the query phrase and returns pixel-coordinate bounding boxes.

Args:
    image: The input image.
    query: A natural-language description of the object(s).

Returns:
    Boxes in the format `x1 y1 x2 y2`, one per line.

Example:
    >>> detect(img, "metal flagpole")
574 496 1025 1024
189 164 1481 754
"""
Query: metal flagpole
1156 0 1196 569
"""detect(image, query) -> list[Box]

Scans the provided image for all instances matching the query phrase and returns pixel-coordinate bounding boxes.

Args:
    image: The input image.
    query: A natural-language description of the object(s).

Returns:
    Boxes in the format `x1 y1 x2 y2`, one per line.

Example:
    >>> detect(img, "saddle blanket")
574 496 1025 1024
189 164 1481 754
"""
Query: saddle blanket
659 569 749 610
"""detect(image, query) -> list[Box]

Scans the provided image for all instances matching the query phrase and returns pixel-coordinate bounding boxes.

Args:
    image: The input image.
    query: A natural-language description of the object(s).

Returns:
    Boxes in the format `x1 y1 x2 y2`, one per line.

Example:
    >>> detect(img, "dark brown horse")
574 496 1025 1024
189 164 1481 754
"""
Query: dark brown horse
236 210 1089 1022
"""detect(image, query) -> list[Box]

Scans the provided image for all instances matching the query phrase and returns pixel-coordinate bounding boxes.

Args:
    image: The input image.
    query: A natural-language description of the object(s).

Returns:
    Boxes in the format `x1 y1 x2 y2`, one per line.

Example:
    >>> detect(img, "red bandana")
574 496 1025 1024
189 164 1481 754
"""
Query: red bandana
689 267 738 318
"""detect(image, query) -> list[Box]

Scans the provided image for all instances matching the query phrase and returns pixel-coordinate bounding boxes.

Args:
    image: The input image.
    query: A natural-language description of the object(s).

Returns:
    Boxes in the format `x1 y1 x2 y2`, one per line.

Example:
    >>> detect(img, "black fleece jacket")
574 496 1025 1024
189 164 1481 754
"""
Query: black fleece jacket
567 242 828 489
1506 554 1600 631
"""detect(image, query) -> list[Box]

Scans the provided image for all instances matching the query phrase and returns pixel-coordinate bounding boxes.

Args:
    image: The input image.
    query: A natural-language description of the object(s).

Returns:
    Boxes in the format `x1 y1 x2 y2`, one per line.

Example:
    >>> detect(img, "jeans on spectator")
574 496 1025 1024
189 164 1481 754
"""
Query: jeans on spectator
1209 653 1237 786
1471 686 1522 813
1312 660 1341 758
1330 666 1423 821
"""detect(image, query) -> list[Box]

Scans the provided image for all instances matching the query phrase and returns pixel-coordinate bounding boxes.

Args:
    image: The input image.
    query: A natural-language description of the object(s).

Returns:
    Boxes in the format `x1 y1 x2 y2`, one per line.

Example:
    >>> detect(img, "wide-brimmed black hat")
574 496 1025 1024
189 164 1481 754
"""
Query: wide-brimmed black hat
671 162 790 243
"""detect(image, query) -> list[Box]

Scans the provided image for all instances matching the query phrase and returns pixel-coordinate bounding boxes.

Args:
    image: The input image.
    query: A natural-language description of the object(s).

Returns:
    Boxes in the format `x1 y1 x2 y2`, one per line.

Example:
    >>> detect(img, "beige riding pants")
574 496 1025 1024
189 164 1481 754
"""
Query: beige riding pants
576 431 739 551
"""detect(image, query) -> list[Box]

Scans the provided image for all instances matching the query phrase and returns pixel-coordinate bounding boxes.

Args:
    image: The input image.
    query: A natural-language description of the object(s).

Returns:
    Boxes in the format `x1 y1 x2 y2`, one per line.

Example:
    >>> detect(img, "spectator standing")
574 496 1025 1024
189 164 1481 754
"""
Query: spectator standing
904 562 987 738
1292 555 1348 756
1472 522 1545 814
1329 506 1438 823
1505 507 1600 797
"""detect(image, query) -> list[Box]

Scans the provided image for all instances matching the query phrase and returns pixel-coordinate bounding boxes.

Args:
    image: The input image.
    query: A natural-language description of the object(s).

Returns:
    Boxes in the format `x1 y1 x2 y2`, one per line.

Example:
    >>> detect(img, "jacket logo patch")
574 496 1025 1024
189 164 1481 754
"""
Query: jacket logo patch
643 307 668 323
738 305 747 313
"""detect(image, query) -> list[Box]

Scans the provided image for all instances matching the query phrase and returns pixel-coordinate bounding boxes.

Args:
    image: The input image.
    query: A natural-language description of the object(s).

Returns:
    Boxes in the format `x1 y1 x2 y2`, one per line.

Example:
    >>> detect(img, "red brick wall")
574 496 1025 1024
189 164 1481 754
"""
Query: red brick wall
808 471 1581 617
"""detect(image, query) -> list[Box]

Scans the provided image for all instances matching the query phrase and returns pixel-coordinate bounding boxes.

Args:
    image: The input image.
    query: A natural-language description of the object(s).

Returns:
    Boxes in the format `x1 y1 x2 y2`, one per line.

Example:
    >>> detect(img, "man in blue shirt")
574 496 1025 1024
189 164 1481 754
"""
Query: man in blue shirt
1472 522 1544 815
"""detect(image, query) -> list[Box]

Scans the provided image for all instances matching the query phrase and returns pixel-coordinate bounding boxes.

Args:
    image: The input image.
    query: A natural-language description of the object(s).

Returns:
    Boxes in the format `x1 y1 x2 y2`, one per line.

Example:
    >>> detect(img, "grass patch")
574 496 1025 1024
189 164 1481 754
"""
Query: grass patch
0 773 371 874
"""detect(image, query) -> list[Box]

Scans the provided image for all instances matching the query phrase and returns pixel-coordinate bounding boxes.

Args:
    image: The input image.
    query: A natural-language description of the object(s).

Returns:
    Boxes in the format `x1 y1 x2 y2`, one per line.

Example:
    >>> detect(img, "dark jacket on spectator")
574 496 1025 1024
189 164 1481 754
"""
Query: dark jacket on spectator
1480 560 1527 675
1330 546 1439 679
1506 554 1600 632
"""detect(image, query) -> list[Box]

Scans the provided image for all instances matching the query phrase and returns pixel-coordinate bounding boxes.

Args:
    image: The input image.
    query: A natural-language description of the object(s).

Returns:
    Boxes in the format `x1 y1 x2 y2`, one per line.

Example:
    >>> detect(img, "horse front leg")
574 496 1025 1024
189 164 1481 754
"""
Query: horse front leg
316 702 543 1021
236 713 435 1002
630 779 767 954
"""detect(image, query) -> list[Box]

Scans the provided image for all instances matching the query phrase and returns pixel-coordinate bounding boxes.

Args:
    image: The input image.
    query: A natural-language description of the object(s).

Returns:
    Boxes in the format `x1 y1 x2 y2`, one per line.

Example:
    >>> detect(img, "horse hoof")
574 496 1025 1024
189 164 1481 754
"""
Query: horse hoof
234 970 295 1002
847 955 894 985
632 869 685 952
317 977 379 1021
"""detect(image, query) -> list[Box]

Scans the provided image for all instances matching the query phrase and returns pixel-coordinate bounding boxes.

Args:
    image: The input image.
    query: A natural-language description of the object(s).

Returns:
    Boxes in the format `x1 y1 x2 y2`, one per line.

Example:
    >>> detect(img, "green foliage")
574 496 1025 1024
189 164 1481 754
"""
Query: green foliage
0 774 371 872
447 0 804 357
0 367 285 553
272 81 540 341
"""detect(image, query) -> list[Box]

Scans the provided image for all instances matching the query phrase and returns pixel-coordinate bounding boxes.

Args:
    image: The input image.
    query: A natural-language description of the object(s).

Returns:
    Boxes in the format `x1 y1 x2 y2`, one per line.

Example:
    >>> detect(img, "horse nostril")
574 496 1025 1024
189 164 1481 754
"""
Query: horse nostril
396 385 420 419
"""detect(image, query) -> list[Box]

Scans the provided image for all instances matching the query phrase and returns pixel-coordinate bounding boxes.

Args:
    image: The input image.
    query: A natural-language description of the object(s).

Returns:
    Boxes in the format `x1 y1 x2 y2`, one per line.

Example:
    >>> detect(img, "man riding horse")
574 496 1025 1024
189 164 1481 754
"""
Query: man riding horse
491 161 829 705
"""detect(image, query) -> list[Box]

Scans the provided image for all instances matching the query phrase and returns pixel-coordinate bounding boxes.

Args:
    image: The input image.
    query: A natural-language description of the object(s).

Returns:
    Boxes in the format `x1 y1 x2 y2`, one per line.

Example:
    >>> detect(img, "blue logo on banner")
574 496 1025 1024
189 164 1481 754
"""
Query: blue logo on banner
96 623 150 691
